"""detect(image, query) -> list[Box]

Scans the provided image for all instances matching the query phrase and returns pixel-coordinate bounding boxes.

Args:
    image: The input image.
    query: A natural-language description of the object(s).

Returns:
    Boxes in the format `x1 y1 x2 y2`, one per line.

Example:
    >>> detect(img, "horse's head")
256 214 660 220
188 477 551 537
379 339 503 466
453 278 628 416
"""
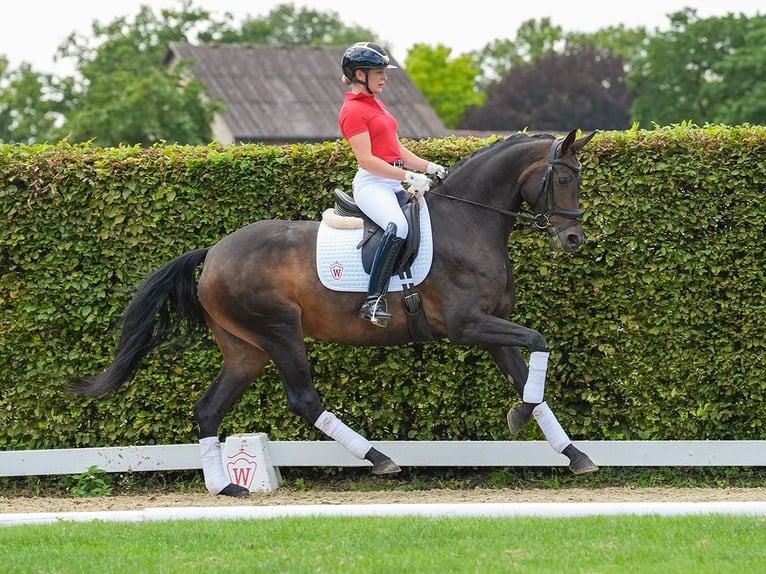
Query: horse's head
521 129 596 253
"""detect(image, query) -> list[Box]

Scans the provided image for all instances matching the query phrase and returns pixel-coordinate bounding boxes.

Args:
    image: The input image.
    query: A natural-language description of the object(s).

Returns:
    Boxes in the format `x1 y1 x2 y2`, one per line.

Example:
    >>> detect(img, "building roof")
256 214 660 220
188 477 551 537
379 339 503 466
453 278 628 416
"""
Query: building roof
163 43 448 144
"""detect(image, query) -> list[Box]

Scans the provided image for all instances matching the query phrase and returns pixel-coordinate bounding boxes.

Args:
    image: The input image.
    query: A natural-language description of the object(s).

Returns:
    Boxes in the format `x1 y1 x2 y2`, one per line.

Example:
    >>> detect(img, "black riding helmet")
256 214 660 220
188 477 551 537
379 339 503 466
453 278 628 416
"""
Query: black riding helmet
341 42 397 94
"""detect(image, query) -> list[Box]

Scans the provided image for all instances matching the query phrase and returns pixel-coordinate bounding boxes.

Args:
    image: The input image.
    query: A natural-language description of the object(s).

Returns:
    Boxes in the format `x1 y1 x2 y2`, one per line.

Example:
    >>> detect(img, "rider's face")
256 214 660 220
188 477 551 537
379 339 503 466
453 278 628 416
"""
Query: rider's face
358 68 387 94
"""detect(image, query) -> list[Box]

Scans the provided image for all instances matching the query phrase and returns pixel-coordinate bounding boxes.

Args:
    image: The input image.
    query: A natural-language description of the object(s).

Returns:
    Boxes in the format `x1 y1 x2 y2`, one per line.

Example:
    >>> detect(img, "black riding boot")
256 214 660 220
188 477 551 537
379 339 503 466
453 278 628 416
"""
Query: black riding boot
359 223 404 327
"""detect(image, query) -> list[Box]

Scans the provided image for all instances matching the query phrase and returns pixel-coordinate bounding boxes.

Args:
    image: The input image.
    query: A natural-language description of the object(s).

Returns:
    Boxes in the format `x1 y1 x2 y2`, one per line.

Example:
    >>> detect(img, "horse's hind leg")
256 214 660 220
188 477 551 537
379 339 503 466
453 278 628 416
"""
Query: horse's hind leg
265 322 400 475
195 328 271 497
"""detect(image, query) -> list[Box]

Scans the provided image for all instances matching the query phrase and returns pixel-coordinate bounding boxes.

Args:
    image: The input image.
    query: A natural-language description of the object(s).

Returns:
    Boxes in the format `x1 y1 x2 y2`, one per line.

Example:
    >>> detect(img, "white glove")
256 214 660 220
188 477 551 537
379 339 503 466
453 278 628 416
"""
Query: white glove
426 161 447 179
404 171 431 193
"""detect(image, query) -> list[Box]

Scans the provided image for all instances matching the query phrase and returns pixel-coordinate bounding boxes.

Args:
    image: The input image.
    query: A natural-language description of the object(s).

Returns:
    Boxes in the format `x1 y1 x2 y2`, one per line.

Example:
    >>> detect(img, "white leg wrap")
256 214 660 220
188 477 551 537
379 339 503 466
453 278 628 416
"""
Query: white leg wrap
523 351 549 403
199 436 230 495
314 410 372 459
533 402 571 453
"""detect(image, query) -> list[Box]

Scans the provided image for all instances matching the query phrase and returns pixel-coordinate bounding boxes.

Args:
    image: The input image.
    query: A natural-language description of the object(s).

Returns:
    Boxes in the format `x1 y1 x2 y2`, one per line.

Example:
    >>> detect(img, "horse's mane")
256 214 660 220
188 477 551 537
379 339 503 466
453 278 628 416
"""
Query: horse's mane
448 132 555 174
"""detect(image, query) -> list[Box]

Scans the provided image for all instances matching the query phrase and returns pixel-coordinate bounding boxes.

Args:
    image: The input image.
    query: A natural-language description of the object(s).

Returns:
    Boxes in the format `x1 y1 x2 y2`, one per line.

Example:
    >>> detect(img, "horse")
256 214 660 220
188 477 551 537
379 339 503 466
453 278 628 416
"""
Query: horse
70 128 598 497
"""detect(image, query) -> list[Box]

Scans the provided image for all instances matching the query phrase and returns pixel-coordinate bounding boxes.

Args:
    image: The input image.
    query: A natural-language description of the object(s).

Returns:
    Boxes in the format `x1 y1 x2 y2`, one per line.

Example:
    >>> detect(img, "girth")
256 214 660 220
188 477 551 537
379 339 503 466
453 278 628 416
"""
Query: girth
333 189 421 276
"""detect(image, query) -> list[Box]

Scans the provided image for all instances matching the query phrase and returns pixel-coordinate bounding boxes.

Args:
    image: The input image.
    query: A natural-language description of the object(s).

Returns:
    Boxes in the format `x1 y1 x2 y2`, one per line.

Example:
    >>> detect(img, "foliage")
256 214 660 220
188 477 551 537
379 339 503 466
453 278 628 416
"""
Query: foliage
1 127 765 452
472 18 565 88
461 20 646 131
215 2 377 46
566 24 649 64
627 9 766 126
1 3 765 143
404 44 484 129
25 1 378 147
62 465 115 497
459 45 633 131
62 61 221 147
55 0 226 145
0 59 67 144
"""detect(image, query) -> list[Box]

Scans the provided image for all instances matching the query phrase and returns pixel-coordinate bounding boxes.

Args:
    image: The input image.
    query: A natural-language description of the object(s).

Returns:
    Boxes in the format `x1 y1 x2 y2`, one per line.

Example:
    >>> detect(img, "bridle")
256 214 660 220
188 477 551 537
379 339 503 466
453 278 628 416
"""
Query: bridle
531 137 583 233
428 138 583 234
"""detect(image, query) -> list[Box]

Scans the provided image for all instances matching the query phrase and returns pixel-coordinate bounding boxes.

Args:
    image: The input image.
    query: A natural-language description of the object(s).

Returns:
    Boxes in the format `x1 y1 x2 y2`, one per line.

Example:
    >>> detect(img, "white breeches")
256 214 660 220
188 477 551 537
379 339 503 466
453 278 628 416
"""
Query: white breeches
353 169 408 239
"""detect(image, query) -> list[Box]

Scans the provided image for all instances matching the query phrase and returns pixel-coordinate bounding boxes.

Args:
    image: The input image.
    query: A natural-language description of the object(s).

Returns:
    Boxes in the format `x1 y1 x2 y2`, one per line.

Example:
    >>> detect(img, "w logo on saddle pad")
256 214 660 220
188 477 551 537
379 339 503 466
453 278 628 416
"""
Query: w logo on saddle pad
316 197 434 292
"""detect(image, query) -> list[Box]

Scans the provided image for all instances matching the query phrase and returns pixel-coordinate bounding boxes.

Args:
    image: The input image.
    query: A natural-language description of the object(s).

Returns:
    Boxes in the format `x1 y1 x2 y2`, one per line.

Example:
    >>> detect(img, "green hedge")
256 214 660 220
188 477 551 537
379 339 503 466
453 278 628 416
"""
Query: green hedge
1 125 764 451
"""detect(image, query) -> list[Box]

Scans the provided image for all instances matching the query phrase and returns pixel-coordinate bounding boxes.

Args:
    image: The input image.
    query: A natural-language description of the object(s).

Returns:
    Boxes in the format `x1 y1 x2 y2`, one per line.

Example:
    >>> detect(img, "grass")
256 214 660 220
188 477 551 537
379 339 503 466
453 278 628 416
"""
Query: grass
2 514 765 573
1 467 764 572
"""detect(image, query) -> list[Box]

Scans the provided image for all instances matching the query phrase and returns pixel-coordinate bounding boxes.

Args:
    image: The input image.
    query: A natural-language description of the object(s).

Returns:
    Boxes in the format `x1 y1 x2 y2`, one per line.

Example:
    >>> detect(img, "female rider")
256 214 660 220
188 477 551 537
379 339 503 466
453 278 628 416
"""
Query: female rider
338 41 446 327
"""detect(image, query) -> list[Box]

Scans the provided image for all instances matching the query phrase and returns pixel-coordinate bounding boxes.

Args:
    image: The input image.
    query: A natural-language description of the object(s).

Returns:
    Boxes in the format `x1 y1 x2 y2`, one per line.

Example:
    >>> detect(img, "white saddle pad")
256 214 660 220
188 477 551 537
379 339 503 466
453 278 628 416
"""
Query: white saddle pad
316 198 433 292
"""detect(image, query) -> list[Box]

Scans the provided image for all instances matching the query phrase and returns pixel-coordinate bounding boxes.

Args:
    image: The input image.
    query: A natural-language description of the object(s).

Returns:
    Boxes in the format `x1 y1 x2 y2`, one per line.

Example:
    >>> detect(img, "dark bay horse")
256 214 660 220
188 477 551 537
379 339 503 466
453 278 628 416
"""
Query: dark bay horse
71 129 598 497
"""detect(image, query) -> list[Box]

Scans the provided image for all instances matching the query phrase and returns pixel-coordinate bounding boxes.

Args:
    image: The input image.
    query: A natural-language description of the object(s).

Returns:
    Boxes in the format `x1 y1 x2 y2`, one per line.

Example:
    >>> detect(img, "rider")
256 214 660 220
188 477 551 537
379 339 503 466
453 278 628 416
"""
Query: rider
338 41 447 327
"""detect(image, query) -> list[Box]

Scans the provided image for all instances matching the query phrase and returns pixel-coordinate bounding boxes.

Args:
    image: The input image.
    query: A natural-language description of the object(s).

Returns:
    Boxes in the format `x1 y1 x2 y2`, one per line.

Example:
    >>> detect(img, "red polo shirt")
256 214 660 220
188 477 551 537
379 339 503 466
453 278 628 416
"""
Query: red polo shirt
338 92 400 163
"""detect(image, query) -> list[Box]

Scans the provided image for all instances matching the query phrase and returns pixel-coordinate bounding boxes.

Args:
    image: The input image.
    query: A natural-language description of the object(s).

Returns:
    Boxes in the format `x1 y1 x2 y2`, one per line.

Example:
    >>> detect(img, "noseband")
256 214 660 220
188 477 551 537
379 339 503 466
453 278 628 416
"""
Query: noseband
430 138 583 234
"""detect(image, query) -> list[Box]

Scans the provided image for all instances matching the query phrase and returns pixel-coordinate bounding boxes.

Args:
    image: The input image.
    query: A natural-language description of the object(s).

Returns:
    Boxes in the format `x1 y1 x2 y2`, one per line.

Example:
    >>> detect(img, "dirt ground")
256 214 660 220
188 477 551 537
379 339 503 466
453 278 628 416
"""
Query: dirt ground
2 487 766 514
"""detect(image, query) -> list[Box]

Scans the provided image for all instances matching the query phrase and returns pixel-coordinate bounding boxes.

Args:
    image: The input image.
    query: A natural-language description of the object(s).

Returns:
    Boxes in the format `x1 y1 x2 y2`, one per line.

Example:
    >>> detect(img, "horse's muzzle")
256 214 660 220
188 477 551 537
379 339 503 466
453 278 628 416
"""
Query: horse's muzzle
549 219 584 253
563 229 585 252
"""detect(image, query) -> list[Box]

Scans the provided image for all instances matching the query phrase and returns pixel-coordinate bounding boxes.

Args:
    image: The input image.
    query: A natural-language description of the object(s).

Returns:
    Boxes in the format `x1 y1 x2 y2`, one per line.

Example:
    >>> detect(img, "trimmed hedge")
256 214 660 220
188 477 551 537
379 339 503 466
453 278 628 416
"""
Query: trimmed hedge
1 125 764 451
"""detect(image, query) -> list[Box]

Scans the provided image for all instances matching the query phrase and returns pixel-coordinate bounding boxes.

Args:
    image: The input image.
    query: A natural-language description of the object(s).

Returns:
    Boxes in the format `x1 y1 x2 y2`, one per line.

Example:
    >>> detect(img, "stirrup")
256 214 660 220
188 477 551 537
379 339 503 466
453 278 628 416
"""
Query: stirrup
359 296 392 327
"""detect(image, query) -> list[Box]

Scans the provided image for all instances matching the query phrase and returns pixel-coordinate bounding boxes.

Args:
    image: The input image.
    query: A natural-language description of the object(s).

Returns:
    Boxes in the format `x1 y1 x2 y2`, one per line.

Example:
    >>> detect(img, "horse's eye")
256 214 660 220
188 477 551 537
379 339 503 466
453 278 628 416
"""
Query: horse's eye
558 175 570 185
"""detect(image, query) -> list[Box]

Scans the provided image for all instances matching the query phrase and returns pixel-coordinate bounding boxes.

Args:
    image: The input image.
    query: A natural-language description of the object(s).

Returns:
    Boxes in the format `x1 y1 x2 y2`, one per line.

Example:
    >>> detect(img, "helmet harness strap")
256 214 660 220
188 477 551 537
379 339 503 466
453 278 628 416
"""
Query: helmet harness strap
352 69 374 95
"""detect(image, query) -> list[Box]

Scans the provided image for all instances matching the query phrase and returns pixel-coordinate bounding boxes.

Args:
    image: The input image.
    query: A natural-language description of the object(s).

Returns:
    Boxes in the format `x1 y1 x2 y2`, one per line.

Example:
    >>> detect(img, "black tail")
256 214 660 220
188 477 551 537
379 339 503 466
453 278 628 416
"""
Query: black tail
69 248 210 397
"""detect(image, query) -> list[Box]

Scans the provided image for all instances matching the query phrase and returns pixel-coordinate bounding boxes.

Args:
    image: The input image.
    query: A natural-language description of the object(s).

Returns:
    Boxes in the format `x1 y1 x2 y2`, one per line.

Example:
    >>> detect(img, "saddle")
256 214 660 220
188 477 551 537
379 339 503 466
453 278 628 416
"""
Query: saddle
332 189 422 276
330 189 432 342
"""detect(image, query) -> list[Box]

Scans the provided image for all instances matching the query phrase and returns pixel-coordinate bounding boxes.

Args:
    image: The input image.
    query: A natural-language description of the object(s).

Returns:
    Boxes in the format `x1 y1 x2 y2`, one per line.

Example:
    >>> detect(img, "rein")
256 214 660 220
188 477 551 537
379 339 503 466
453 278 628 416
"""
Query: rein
429 138 582 233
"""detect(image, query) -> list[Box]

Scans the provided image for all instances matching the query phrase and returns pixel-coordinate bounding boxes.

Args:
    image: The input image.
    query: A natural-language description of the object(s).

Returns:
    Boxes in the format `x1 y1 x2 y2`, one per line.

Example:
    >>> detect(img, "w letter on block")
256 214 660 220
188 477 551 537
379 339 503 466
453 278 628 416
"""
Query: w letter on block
222 433 282 492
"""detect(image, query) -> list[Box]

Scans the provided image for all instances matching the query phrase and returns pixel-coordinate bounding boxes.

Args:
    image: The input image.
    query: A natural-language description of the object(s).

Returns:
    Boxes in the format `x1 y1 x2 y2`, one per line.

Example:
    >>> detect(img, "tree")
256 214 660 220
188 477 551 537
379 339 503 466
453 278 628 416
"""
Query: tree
404 44 483 129
566 24 649 66
56 0 226 145
458 45 633 132
27 1 380 146
627 9 766 126
472 18 564 89
449 19 646 132
710 24 766 125
216 2 375 46
0 59 67 144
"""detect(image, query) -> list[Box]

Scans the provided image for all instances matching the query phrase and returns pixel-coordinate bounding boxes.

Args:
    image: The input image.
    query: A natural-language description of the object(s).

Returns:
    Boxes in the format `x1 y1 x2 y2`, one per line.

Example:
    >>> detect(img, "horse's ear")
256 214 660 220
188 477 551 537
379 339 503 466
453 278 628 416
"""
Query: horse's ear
561 129 578 151
567 129 597 154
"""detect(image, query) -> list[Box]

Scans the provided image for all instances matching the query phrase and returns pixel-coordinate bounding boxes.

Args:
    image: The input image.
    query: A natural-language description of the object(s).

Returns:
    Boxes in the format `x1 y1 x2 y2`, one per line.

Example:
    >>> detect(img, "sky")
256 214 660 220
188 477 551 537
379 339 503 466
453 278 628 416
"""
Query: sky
1 0 764 76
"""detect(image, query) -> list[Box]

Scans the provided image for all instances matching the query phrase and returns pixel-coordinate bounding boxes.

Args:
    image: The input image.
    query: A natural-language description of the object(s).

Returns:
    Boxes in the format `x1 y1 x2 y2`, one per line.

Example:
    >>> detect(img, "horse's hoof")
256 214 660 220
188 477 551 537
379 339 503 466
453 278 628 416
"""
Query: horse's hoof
372 459 401 474
570 458 599 475
217 483 250 497
507 404 532 434
562 444 599 475
365 446 401 474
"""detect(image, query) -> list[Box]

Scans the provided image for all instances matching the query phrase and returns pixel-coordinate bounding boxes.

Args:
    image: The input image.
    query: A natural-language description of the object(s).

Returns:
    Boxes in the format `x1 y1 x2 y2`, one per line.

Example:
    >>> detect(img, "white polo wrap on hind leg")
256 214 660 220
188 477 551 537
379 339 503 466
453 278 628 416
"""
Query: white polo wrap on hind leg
523 351 549 404
315 410 372 459
533 402 571 453
199 436 230 494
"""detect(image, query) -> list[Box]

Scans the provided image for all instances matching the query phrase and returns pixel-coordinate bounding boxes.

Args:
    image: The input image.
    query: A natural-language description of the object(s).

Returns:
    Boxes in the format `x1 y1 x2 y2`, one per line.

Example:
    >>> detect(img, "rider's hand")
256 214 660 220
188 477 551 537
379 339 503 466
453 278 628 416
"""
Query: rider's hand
426 162 447 179
404 171 431 193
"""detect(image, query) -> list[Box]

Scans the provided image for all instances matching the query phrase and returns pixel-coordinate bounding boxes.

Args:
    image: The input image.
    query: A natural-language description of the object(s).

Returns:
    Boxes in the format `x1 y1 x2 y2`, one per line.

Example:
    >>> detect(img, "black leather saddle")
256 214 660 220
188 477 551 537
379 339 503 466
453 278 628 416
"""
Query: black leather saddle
332 189 422 276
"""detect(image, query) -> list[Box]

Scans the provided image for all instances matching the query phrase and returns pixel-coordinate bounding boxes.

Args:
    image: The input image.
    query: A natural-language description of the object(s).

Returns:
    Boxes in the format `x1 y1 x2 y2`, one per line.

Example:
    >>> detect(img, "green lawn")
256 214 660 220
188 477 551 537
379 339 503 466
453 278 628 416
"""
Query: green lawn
2 514 764 573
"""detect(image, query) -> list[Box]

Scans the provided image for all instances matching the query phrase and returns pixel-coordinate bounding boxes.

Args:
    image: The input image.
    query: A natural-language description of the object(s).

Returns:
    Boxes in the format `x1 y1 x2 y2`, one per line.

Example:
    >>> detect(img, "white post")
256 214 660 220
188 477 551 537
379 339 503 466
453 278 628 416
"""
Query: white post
221 433 282 492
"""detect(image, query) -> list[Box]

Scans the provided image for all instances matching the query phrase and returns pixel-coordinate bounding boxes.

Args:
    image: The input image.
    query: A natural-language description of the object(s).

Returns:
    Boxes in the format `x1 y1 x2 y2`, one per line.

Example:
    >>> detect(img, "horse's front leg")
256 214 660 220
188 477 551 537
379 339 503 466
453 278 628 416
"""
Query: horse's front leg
488 346 534 434
462 317 598 475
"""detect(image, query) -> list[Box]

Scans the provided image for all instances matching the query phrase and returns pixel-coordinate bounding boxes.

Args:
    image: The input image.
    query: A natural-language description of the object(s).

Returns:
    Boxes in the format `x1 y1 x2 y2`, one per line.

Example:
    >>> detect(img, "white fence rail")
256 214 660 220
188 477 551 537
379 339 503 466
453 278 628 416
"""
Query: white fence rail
2 440 765 478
